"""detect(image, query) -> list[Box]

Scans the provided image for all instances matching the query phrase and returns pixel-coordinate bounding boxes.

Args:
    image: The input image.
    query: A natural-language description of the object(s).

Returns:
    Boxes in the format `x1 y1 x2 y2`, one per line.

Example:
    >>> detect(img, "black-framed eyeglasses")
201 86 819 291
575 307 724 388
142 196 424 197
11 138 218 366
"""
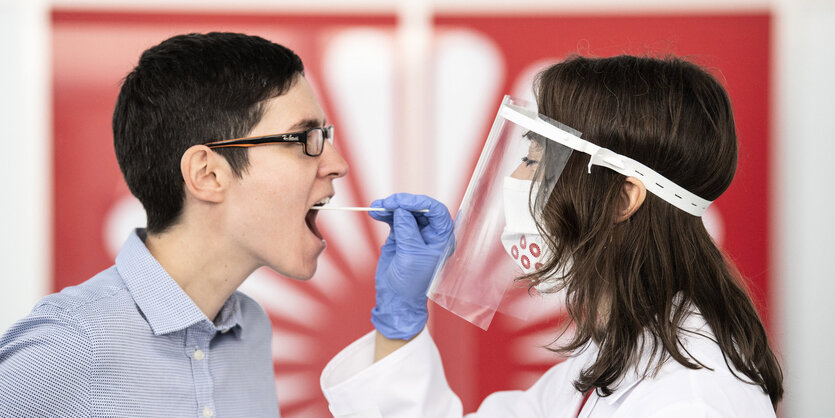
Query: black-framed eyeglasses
204 125 334 157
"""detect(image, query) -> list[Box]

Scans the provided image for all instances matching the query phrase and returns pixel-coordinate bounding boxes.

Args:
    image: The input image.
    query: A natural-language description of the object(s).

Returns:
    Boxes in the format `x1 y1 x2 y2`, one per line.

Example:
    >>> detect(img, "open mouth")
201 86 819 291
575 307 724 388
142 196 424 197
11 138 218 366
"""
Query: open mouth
306 197 330 240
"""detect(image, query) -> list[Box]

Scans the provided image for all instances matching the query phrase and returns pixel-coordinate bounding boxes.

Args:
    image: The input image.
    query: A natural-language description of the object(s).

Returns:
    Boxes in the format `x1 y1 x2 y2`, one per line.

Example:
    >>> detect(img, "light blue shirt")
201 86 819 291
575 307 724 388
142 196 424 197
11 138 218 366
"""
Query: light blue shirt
0 230 280 417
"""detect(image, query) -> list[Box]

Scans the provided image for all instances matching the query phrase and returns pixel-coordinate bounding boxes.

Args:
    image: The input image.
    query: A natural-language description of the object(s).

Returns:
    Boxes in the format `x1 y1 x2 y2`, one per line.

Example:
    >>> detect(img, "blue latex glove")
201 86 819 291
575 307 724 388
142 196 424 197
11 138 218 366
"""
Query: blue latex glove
369 193 454 340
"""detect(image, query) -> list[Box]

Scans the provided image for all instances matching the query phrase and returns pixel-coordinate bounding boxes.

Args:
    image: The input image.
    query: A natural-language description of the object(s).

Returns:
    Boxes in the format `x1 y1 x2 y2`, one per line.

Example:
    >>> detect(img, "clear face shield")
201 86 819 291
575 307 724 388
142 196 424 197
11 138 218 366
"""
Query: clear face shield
428 95 713 330
426 96 575 330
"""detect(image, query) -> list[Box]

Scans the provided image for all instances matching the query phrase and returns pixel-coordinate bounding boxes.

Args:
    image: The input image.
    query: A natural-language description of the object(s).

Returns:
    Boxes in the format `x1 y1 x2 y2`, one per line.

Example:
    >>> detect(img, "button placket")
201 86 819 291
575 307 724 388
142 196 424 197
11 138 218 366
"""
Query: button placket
186 325 216 418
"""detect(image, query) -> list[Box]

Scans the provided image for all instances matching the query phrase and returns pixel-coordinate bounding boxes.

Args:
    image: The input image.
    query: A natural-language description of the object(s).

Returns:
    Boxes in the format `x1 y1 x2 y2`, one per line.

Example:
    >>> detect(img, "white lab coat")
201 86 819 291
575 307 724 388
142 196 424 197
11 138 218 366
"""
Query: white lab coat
320 310 775 417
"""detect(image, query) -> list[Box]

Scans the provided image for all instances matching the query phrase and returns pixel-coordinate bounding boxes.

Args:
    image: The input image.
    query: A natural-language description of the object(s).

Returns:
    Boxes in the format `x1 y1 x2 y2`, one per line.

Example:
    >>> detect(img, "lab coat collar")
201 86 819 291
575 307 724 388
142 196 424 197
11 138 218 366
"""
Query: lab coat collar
601 302 712 406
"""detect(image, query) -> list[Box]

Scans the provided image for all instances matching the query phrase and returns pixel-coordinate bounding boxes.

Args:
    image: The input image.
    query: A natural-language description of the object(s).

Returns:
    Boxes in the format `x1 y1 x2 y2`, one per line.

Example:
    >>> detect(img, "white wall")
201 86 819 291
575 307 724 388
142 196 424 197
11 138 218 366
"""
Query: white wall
0 0 50 332
774 0 835 416
1 0 833 416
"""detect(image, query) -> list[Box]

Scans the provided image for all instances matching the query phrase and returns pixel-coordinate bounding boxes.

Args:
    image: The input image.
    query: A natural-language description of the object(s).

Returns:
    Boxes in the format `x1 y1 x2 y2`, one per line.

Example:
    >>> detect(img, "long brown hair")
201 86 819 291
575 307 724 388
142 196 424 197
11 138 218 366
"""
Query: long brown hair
528 55 783 407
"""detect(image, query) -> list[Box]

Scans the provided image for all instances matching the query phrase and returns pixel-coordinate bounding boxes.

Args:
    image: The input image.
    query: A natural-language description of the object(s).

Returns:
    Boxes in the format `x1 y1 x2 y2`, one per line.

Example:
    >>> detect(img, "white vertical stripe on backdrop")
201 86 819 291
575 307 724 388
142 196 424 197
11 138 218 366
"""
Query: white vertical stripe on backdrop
0 0 50 332
396 0 433 194
1 1 834 417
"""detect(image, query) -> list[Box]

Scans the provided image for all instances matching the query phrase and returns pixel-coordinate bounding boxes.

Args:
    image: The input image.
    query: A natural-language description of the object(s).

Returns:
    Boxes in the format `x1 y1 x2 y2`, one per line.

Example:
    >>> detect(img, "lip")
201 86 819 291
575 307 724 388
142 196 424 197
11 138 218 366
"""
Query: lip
309 193 335 210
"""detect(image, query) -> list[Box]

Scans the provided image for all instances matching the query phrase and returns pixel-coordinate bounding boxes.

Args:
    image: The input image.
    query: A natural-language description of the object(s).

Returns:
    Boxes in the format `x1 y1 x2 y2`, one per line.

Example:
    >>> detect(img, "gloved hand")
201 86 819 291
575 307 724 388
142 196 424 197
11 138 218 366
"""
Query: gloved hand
369 193 454 340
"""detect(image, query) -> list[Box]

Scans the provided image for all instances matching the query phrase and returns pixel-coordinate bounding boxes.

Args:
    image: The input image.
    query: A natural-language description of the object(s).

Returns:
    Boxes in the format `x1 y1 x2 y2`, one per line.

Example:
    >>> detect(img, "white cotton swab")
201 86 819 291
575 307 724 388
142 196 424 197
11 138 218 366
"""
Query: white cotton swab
311 206 429 213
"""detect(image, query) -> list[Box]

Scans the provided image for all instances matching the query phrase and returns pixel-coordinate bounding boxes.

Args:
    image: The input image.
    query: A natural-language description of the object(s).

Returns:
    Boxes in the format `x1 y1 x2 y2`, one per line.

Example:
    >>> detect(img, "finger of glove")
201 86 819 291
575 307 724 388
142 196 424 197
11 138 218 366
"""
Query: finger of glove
376 194 421 231
381 194 452 234
376 194 452 248
412 213 445 246
369 199 395 225
392 208 427 249
376 194 408 211
414 213 430 229
403 195 452 235
369 211 394 225
409 197 453 246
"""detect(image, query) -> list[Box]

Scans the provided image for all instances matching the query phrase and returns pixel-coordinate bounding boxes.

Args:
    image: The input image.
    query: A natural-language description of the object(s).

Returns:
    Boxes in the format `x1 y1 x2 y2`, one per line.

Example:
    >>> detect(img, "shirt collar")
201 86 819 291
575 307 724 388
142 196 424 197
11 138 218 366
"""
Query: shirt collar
115 229 244 337
215 292 244 337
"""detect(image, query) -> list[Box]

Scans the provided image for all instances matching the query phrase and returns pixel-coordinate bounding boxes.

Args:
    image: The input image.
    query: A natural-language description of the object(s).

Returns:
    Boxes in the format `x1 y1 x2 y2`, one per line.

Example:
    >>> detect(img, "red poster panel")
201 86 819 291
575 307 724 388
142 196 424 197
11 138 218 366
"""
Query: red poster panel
428 14 771 411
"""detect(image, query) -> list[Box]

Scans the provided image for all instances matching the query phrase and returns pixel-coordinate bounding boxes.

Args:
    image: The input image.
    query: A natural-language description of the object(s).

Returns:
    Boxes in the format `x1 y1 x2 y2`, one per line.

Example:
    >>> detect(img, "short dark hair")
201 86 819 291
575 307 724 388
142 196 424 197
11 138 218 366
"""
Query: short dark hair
529 55 782 406
113 32 305 233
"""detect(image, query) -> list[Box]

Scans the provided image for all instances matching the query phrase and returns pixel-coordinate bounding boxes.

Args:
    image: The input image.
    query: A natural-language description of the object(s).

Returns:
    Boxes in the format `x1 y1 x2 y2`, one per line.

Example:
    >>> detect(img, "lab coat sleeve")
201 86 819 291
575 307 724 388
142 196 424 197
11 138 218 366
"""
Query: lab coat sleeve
321 328 589 418
321 328 463 417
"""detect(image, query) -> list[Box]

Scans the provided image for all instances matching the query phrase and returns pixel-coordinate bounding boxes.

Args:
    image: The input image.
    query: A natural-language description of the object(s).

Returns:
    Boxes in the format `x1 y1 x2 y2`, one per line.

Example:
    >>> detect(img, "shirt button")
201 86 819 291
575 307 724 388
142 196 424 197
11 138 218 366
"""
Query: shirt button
202 406 213 417
193 349 205 361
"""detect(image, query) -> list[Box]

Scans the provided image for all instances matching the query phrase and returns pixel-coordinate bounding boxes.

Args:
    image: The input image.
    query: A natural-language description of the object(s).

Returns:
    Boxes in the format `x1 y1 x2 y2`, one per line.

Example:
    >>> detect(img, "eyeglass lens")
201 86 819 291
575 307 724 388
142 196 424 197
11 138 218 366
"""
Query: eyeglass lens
308 126 335 156
308 129 324 156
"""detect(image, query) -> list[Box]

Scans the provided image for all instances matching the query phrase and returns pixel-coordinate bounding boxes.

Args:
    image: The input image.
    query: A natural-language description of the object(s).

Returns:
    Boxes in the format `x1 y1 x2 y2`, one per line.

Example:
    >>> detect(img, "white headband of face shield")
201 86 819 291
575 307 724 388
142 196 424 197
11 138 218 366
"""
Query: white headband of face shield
499 99 713 217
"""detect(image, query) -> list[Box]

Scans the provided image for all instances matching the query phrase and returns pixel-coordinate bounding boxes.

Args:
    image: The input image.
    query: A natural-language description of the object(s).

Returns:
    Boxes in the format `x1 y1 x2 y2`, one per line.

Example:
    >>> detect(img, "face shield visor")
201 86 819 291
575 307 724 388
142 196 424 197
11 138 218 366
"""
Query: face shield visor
428 95 713 330
426 96 573 330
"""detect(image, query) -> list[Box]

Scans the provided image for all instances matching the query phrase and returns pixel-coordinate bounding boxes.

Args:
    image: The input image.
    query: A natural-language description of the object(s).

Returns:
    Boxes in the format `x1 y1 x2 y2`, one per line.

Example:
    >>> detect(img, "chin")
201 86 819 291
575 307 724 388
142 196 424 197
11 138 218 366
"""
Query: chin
268 242 324 280
273 261 318 281
294 269 317 281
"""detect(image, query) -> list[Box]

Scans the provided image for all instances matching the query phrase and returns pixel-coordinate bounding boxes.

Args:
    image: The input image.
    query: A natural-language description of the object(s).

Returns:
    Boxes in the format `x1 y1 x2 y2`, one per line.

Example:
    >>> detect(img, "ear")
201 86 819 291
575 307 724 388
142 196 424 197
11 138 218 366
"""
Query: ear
180 145 231 203
616 176 647 222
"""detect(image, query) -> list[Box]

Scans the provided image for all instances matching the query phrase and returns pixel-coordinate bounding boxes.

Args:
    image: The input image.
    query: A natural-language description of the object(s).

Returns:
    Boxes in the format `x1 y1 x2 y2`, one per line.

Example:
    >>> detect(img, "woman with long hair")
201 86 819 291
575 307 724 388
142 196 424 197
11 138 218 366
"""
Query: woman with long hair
320 55 783 417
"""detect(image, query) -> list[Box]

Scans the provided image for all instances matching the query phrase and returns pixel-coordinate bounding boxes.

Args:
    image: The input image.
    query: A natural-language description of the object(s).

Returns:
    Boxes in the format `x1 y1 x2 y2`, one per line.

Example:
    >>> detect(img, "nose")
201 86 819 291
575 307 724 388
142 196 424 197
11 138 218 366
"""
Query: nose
319 141 349 179
510 160 536 180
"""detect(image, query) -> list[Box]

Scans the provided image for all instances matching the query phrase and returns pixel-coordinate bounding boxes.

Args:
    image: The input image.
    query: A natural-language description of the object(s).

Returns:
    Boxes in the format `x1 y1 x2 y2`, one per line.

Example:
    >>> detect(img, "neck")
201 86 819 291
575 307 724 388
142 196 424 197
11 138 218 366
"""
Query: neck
143 223 256 321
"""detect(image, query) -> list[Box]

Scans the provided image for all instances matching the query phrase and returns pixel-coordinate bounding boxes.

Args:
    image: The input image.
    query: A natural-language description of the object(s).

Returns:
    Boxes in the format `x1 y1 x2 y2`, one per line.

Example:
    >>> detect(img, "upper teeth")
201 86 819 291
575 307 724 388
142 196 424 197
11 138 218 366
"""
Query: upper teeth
314 197 331 206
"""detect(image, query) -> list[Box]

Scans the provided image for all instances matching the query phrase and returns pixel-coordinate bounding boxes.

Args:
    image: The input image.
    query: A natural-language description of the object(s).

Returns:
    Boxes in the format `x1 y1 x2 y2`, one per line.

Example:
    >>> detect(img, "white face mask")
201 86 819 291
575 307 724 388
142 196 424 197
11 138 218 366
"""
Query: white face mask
500 176 551 275
500 176 571 293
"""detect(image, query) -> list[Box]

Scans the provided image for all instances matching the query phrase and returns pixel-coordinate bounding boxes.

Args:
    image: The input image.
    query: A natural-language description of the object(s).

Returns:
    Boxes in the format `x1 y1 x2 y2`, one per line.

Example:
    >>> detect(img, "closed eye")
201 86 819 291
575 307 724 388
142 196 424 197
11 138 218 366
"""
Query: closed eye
522 156 539 167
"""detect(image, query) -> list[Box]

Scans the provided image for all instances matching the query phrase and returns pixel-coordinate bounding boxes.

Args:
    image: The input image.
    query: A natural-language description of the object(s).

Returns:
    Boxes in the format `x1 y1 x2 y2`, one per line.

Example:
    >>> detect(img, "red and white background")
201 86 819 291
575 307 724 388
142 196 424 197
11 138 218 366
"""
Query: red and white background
1 1 833 417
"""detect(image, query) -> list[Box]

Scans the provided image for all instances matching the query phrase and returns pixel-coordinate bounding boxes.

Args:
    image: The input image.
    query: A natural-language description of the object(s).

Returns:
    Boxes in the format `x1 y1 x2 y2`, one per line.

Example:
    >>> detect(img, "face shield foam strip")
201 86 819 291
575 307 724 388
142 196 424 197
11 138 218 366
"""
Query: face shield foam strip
499 100 712 217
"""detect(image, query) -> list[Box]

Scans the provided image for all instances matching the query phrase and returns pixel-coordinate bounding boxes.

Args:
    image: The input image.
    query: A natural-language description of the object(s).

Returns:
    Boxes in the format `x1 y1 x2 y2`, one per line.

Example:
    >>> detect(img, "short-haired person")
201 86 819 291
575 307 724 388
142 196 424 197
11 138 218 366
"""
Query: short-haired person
0 32 348 416
320 56 783 417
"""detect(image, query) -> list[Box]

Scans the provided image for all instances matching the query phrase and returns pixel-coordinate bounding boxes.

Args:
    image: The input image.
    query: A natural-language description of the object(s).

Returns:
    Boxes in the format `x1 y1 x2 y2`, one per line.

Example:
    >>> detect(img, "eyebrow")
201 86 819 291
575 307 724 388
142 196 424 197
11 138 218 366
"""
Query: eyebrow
288 118 327 132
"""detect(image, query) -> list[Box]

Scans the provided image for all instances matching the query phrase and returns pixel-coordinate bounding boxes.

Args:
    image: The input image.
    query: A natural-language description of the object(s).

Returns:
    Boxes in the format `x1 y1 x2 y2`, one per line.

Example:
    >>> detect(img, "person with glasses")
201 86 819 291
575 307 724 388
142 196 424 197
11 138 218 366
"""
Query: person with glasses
0 32 348 416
